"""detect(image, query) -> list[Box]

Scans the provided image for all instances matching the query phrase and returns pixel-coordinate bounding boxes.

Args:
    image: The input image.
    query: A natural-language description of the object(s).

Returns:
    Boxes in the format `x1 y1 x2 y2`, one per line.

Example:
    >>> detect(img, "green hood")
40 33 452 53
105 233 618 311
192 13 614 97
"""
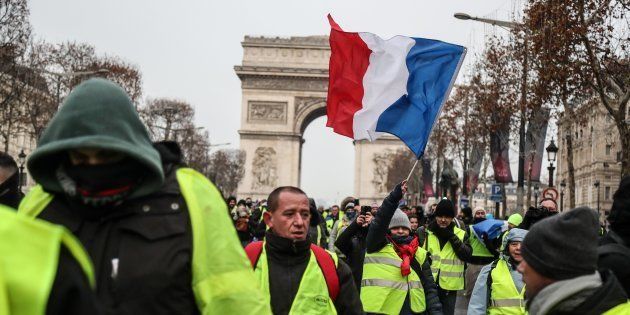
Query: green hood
28 78 164 198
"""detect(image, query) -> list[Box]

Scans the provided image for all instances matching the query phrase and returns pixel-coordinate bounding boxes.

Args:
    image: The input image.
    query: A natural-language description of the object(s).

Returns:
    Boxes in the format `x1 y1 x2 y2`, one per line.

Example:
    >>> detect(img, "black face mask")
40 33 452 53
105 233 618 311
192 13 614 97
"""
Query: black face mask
391 234 414 245
346 211 357 221
58 158 145 207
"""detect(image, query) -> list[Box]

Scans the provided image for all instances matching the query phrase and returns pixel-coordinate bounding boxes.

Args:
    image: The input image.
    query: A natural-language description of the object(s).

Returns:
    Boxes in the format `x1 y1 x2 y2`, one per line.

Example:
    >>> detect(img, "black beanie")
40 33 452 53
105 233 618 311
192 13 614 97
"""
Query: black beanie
609 176 630 238
521 207 599 280
434 199 455 218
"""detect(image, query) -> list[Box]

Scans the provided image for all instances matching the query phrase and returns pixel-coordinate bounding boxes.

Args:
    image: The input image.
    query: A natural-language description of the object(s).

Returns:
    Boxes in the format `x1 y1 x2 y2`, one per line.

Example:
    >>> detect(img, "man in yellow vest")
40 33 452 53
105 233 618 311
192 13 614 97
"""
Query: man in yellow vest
246 186 362 314
424 198 472 315
362 181 442 314
18 79 270 314
518 207 630 314
468 228 528 315
0 204 99 314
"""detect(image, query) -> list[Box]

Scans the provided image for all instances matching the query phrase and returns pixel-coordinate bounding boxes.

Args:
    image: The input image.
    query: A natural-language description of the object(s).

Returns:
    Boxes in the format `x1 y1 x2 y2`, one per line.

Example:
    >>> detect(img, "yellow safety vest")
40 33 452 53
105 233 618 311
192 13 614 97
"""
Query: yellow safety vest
425 227 466 290
19 167 272 315
488 259 525 315
361 243 428 315
469 225 494 258
603 301 630 314
0 205 94 315
254 245 338 314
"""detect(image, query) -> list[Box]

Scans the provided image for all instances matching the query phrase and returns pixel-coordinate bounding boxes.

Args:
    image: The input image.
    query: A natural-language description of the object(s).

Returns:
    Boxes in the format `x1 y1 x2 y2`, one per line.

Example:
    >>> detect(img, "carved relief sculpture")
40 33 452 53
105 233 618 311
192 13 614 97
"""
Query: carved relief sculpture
248 101 287 123
372 150 394 193
252 147 278 190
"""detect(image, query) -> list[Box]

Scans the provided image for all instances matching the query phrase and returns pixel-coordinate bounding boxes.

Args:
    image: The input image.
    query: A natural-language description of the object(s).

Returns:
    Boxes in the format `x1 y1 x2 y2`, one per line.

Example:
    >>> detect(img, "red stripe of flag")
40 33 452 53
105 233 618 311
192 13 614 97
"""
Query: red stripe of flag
326 14 372 139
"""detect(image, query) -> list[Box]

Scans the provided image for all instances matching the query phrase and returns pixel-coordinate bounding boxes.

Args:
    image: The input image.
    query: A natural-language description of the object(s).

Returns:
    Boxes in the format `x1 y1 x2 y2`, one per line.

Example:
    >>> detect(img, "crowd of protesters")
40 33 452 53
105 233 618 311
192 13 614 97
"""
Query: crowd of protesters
0 79 628 314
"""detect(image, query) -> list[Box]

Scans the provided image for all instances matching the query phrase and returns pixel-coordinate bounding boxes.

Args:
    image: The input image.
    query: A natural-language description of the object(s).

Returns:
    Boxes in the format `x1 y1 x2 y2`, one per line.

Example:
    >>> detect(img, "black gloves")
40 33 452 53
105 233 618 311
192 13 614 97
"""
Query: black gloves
387 183 404 203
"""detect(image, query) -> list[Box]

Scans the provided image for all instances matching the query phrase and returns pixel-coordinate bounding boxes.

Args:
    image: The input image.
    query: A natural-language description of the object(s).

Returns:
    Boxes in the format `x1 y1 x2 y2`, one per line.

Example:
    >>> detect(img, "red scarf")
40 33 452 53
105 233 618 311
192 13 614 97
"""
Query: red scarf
387 235 420 276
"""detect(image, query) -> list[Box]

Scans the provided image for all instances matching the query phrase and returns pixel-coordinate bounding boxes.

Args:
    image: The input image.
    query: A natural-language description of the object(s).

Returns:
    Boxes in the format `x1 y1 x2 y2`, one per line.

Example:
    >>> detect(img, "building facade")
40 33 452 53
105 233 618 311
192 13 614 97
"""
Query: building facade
556 101 622 218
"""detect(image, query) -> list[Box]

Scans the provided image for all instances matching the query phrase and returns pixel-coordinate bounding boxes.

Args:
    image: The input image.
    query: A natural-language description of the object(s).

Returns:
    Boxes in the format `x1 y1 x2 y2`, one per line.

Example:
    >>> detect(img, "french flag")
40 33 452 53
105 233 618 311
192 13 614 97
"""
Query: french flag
326 15 466 157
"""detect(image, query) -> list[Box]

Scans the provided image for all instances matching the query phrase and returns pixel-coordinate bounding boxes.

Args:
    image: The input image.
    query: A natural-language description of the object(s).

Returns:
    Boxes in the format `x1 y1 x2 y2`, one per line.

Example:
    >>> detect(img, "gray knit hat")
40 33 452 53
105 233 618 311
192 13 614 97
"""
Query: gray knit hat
389 209 411 230
521 207 599 280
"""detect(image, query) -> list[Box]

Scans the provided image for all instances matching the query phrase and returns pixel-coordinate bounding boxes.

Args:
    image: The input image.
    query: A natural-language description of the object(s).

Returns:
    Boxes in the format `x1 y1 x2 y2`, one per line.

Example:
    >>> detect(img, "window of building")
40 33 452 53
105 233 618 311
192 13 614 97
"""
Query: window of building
606 145 611 155
605 186 611 200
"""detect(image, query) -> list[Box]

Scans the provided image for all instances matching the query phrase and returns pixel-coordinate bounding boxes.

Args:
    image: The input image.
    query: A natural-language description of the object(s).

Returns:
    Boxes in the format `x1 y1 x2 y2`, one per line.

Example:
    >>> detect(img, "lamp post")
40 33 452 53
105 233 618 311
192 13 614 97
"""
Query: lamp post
17 149 26 193
560 179 566 212
534 184 540 205
454 12 529 213
546 139 558 187
594 180 600 216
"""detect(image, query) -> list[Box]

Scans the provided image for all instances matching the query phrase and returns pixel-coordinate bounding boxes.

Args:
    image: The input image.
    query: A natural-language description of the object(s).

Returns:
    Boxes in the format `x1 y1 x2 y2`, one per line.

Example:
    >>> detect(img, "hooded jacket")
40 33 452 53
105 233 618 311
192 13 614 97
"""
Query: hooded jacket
20 79 270 315
467 228 528 315
28 78 164 199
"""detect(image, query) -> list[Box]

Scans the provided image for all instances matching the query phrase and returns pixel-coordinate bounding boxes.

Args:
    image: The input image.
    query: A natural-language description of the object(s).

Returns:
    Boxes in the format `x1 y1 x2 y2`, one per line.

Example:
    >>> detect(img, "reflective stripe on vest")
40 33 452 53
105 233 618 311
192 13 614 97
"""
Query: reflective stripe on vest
425 227 466 290
0 205 94 314
254 245 338 315
489 259 525 315
469 225 494 257
20 168 273 315
361 243 427 314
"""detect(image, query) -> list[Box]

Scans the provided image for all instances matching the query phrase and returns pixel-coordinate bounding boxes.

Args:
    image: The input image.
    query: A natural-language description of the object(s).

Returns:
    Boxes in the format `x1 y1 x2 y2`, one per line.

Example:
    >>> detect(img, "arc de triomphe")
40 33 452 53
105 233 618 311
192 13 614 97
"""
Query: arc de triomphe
235 35 405 204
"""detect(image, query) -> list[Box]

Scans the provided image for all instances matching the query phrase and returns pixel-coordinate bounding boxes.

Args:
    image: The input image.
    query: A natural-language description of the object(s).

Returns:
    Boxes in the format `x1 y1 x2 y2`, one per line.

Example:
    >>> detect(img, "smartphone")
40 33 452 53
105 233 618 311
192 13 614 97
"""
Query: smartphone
354 199 360 206
360 206 371 216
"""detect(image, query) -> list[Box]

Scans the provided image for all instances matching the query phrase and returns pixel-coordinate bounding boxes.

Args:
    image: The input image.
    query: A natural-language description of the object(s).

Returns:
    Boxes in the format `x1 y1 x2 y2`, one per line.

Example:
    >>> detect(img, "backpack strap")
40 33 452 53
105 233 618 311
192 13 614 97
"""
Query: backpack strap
310 244 340 302
486 259 500 307
245 241 264 268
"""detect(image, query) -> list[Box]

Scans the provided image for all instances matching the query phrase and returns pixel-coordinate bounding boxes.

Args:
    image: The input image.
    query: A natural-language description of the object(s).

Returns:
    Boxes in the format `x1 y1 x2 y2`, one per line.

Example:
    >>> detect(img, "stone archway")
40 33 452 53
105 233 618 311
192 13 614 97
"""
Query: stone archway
235 35 405 204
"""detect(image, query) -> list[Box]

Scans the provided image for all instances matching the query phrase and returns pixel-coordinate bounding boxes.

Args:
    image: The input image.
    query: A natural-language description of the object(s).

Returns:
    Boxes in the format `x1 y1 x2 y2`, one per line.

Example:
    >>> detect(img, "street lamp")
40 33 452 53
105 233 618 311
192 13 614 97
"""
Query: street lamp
546 139 558 187
534 184 540 205
593 180 600 216
454 11 529 214
560 179 566 212
17 149 26 193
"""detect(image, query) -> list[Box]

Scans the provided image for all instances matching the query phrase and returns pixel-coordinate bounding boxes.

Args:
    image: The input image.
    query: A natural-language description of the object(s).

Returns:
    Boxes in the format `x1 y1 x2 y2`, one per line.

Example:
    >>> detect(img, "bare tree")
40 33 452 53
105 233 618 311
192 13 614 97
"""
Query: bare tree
141 97 214 174
207 149 246 198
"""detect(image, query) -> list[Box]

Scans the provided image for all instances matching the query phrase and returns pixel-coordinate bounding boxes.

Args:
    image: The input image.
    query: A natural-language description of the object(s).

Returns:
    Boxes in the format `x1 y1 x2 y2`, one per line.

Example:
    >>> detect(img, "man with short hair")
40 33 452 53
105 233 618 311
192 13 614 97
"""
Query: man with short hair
518 207 630 314
0 152 23 208
326 205 341 230
246 186 362 314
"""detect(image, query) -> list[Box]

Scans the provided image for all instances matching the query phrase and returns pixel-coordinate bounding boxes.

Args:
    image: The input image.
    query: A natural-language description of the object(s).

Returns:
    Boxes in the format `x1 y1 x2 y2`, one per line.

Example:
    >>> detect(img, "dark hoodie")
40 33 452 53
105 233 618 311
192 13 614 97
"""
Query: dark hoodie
25 79 202 314
28 78 164 200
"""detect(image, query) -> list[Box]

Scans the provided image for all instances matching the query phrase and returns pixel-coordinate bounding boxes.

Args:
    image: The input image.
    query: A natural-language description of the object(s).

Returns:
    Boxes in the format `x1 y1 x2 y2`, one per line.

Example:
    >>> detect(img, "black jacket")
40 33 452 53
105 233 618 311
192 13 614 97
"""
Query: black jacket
334 219 368 289
0 171 23 209
37 148 198 315
366 190 443 315
541 270 629 315
47 246 102 315
263 231 363 315
598 230 630 296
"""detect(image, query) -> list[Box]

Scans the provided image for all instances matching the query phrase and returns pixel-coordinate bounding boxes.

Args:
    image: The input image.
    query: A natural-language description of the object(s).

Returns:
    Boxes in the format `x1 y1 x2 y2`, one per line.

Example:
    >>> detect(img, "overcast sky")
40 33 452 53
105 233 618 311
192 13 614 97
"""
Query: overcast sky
29 0 531 205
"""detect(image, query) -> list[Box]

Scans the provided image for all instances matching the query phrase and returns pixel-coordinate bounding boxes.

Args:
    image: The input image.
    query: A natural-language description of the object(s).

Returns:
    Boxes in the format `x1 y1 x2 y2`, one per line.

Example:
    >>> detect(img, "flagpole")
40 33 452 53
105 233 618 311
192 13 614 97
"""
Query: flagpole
405 159 420 182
